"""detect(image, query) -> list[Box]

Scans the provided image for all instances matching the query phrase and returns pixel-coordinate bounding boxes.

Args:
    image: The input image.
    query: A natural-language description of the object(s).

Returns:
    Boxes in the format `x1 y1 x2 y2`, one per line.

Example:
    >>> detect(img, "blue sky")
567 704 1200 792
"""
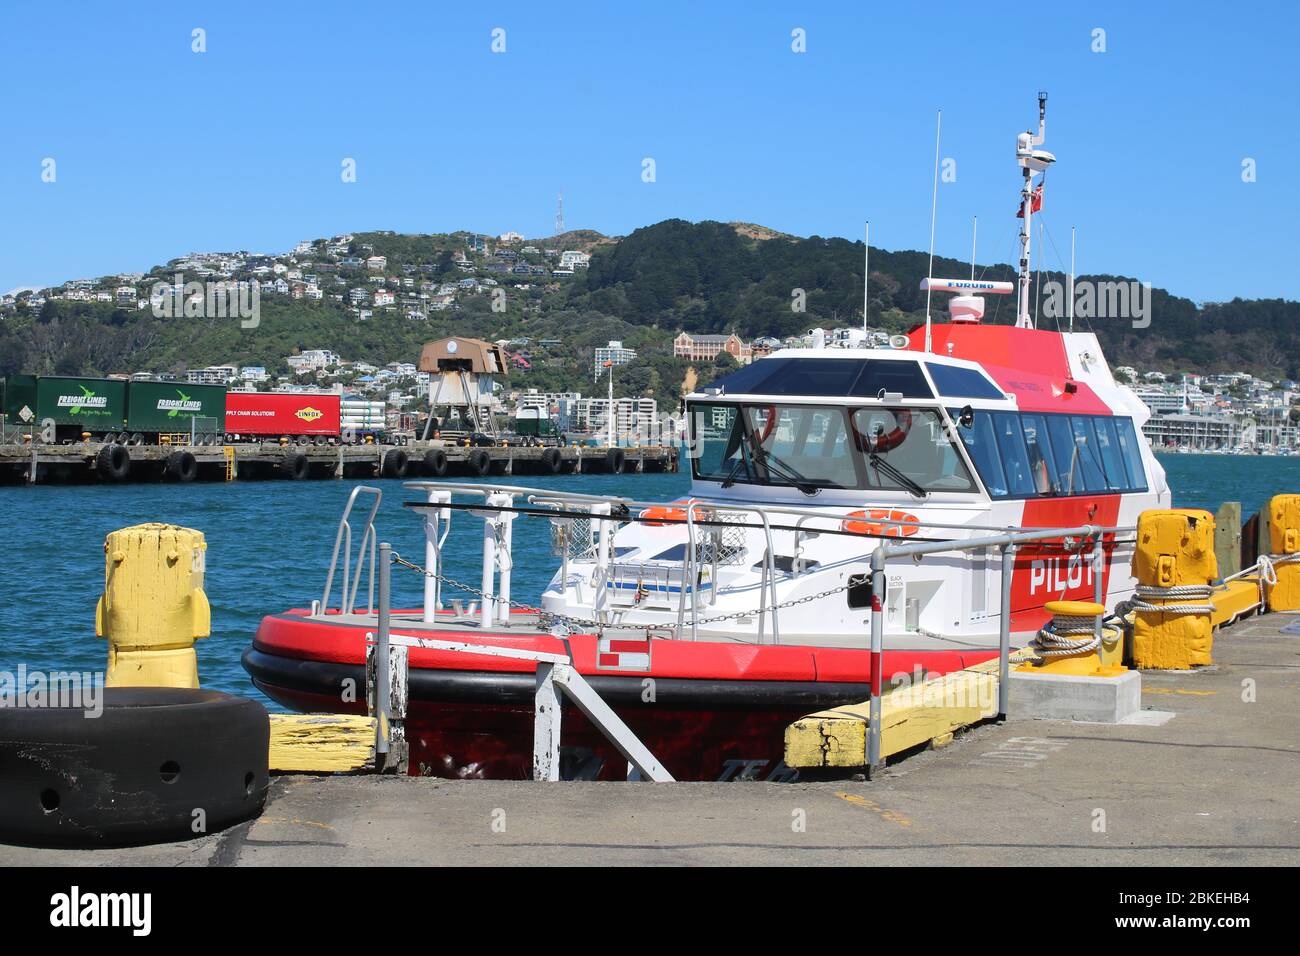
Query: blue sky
1 1 1294 302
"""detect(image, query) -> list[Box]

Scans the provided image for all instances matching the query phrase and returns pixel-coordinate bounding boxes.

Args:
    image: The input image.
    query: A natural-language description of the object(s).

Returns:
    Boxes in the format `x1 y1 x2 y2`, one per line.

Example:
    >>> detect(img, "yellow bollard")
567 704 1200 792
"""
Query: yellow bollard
1018 600 1125 676
1267 494 1300 611
1131 509 1217 669
94 523 211 687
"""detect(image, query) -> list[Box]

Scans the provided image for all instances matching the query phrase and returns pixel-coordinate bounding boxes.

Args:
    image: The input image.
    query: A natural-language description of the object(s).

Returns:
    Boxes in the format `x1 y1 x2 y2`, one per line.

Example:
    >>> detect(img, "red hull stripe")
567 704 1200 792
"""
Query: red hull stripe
254 611 997 684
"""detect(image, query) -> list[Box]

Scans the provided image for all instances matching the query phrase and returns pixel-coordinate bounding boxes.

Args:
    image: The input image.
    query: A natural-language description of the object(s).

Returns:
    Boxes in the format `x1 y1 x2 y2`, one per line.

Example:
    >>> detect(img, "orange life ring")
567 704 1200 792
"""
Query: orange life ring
840 508 920 537
852 409 913 453
640 498 697 526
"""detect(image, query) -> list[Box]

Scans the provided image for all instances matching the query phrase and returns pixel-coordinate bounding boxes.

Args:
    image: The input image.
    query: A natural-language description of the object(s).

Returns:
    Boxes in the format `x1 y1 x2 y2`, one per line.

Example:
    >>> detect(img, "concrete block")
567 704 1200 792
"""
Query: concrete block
1008 669 1141 723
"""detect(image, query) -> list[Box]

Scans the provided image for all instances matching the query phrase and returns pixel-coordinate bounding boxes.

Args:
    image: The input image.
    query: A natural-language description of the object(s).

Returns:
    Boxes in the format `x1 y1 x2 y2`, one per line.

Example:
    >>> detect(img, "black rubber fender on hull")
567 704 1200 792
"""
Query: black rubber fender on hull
0 687 269 848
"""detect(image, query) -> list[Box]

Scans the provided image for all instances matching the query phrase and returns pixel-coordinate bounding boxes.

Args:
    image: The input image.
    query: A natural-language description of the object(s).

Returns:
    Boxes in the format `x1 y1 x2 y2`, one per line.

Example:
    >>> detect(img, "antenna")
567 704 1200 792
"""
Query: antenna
863 221 869 335
1015 91 1054 329
923 110 942 353
1068 226 1076 333
555 192 565 236
970 216 977 281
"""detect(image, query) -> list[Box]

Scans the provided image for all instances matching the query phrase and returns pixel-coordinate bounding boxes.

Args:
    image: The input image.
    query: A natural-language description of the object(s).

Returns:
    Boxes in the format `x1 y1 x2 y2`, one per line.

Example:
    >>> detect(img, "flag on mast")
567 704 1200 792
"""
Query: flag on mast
1016 182 1044 218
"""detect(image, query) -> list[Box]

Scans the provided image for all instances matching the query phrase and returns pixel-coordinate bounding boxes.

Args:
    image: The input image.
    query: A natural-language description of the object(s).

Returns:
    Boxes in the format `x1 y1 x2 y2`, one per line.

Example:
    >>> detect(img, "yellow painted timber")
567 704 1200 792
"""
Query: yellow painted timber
1267 494 1300 611
1210 577 1263 628
784 650 1035 769
267 714 376 773
95 523 210 687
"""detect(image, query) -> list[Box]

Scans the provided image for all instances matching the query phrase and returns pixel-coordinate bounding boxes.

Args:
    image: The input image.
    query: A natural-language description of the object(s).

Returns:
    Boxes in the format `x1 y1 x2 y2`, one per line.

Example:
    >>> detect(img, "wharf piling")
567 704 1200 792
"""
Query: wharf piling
0 440 679 485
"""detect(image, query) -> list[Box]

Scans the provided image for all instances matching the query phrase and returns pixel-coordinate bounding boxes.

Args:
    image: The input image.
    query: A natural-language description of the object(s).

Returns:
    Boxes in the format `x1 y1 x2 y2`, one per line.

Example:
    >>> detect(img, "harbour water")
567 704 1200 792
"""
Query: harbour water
0 454 1296 709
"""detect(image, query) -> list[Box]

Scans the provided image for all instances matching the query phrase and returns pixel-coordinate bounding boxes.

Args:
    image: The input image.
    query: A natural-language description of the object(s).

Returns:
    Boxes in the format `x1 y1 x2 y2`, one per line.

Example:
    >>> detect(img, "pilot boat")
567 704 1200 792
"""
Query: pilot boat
245 96 1169 781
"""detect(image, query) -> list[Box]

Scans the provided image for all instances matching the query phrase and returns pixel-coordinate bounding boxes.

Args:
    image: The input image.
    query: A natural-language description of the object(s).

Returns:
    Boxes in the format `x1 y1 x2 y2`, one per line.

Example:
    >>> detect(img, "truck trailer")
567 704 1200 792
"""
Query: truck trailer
1 374 129 442
225 392 342 443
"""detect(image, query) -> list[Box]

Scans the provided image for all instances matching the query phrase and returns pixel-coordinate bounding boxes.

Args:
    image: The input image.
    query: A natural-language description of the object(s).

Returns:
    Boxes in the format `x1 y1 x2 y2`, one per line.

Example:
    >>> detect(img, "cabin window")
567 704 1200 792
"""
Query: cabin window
1021 413 1064 495
749 404 859 488
927 363 1004 400
706 358 934 399
1064 417 1108 493
951 409 1009 497
1091 416 1128 491
954 409 1150 499
992 411 1037 497
851 407 976 493
689 401 975 493
1113 417 1149 491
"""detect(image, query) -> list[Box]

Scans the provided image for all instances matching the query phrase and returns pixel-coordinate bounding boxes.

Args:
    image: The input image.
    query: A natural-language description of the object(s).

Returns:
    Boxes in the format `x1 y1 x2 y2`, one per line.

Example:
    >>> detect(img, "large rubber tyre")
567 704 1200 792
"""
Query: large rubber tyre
0 687 269 848
95 443 131 481
540 447 563 474
279 452 309 480
165 450 198 483
467 448 491 476
381 449 409 479
606 447 626 474
423 447 449 477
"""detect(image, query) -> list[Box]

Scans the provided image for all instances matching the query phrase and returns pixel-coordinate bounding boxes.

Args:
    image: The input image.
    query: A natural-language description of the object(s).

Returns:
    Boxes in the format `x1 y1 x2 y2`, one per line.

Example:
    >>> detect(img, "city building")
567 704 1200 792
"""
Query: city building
672 331 752 364
593 340 637 375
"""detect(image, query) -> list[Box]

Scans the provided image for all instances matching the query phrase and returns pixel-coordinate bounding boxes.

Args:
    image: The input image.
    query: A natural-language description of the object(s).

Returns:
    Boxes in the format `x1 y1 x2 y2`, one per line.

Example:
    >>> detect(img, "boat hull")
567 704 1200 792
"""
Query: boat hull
245 611 999 781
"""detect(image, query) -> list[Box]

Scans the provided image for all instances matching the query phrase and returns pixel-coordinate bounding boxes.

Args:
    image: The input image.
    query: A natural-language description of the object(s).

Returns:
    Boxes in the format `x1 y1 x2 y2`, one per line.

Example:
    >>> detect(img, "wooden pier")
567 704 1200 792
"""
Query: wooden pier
0 440 679 485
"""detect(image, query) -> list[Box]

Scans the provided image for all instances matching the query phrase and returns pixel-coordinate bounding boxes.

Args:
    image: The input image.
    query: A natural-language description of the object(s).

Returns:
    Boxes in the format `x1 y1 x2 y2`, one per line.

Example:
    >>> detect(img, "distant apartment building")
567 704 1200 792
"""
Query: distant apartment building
498 231 525 243
559 250 590 269
572 397 658 436
365 255 388 271
286 349 339 373
185 365 238 385
673 332 752 364
1142 413 1237 449
593 340 637 375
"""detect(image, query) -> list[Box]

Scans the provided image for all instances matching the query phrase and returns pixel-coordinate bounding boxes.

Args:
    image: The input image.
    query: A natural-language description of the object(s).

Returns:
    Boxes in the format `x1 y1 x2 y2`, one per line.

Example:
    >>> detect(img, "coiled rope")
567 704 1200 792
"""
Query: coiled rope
1131 582 1219 616
1032 613 1101 658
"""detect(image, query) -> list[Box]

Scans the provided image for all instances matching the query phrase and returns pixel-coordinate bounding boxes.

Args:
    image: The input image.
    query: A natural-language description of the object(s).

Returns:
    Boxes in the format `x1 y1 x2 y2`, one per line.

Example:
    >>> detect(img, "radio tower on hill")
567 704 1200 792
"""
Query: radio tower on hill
555 192 564 236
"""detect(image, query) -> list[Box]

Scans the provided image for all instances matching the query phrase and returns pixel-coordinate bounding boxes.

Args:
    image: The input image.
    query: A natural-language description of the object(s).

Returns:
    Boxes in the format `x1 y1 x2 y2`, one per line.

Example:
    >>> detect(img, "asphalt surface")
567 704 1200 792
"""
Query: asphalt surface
5 613 1297 866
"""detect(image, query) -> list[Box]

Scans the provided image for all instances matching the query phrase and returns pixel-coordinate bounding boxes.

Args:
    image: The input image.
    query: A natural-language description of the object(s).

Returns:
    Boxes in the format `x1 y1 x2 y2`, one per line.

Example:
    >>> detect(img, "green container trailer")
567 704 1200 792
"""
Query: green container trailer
125 381 227 437
23 375 129 433
1 375 39 426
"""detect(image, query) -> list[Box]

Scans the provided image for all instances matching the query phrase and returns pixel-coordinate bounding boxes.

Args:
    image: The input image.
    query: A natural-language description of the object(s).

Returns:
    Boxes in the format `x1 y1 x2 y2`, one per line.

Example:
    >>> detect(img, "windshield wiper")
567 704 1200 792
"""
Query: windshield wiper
869 452 928 498
759 453 821 496
719 455 749 488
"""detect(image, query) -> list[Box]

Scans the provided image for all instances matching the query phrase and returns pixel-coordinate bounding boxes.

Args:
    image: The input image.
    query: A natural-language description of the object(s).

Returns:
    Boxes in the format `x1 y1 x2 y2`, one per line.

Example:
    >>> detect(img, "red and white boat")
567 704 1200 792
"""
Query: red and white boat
245 96 1169 780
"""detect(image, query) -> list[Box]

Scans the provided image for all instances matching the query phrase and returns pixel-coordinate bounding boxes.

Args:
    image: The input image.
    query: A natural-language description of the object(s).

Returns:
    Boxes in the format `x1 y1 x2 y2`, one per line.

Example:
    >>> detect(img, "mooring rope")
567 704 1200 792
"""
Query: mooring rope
1031 613 1102 657
1131 583 1218 616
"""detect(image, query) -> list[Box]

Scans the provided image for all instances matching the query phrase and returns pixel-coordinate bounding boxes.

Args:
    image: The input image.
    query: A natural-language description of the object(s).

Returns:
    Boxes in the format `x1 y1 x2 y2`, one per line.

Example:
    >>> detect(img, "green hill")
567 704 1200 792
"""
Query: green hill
2 221 1296 397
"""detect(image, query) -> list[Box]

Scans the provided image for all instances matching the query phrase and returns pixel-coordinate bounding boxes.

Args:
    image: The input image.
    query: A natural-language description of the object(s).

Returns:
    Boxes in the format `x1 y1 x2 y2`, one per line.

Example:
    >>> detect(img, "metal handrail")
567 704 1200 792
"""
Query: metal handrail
321 485 383 615
861 520 1137 777
405 477 1133 536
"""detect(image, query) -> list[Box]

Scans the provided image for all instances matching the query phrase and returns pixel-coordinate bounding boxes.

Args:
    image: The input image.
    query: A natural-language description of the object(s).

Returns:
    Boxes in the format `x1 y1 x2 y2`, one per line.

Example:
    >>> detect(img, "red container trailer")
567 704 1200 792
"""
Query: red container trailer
225 392 341 441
